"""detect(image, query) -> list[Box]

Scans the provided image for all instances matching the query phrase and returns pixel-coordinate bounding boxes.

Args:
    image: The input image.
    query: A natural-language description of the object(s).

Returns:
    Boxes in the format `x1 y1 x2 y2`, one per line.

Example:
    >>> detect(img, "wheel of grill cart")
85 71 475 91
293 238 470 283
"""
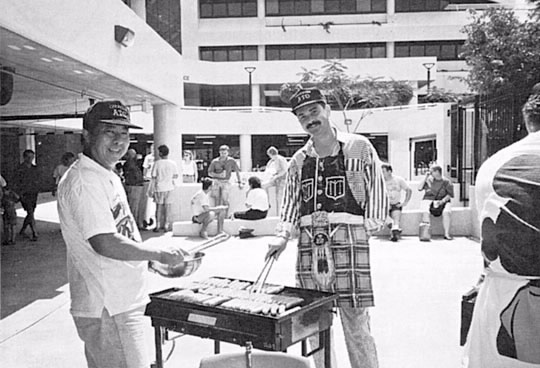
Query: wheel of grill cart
199 351 311 368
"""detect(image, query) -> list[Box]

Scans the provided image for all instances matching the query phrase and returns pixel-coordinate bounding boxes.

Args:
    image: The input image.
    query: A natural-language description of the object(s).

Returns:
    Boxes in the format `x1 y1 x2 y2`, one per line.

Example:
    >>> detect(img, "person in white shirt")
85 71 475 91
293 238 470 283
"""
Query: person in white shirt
151 144 179 232
191 178 227 239
382 163 412 241
182 150 198 183
263 146 288 211
233 176 269 220
57 100 185 368
141 143 155 229
52 152 75 196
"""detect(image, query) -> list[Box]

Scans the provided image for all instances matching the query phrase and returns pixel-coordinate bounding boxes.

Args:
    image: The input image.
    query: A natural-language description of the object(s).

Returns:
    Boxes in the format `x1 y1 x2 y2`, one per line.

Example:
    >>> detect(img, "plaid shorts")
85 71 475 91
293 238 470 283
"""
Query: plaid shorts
296 223 374 308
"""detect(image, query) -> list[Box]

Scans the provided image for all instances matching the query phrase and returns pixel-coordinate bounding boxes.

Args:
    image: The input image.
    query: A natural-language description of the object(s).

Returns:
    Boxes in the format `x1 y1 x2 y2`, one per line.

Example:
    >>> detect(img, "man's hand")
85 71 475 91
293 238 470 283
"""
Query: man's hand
265 236 288 261
159 245 188 265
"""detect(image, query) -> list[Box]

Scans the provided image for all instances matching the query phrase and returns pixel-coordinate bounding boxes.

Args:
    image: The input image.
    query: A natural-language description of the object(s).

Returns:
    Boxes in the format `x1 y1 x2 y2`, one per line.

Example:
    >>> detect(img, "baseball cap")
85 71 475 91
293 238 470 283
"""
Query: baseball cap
83 100 142 130
290 88 326 113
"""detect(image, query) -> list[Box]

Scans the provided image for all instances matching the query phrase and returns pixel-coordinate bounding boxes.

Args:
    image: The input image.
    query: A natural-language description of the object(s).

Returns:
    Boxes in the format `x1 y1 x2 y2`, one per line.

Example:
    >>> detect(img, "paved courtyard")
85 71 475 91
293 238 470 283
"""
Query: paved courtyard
0 194 483 368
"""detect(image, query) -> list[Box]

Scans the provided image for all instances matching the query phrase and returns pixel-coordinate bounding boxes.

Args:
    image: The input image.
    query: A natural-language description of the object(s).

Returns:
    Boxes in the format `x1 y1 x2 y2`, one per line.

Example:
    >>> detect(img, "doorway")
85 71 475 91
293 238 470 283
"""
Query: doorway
410 136 437 180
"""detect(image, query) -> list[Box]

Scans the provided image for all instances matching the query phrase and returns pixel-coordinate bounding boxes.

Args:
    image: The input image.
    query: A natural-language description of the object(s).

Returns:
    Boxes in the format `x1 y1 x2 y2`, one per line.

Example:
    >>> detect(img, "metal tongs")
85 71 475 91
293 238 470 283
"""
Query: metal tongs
184 232 231 255
251 256 275 294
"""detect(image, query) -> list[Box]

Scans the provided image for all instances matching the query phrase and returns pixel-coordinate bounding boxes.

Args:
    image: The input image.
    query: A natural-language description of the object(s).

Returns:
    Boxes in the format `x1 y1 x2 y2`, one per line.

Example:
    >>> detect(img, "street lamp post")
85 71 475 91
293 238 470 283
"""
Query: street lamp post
422 62 435 94
244 66 256 106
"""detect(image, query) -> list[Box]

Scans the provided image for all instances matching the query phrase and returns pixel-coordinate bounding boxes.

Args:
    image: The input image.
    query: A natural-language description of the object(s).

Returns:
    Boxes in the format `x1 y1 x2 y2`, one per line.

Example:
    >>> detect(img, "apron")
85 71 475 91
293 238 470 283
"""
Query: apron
463 261 540 367
296 143 373 308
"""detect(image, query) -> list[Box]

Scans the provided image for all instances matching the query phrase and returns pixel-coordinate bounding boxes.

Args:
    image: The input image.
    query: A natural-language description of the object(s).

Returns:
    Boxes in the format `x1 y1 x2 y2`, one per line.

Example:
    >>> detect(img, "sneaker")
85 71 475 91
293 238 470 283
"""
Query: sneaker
390 229 399 242
199 231 209 240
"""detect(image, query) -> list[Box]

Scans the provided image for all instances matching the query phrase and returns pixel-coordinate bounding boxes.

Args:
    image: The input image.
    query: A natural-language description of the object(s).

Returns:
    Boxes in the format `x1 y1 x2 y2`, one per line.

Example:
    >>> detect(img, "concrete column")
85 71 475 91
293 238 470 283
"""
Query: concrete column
387 0 395 15
153 103 183 221
130 0 146 21
252 84 261 107
19 128 35 162
386 41 395 58
153 104 182 168
258 0 265 19
239 134 252 172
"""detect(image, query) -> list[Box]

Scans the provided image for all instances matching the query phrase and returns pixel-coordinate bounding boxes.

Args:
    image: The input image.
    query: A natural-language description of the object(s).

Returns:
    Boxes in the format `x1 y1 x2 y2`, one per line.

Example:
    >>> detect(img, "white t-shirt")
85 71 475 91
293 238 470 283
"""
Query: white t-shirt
143 153 154 180
246 188 269 211
57 154 148 318
385 175 409 205
182 160 197 176
191 189 210 216
152 158 179 192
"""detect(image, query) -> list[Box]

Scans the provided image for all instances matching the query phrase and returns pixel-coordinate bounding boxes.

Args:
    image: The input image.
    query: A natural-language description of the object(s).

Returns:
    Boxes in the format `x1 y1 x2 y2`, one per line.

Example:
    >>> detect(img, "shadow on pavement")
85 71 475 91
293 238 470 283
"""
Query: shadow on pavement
1 218 67 319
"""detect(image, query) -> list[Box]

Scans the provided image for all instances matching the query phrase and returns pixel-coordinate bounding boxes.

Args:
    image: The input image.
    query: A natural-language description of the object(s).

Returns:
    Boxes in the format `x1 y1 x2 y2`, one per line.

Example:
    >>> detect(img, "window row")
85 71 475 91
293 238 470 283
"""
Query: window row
146 0 182 54
395 0 450 12
266 43 386 60
200 46 258 62
394 41 464 61
200 0 257 18
266 0 386 15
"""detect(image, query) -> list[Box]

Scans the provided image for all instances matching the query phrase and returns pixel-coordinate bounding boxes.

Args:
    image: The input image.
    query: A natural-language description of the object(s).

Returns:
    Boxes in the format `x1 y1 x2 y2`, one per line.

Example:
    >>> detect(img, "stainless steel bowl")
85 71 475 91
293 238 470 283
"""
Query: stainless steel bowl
148 251 205 278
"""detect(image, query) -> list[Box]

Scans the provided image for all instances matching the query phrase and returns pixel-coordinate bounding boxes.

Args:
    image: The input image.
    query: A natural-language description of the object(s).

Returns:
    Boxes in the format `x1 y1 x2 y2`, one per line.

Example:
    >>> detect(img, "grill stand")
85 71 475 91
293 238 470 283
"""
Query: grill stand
151 325 332 368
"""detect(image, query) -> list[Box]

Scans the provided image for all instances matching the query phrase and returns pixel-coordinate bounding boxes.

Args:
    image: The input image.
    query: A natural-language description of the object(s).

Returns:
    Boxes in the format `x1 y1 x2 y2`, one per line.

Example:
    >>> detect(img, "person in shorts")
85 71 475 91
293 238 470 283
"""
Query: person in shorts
418 164 454 240
191 178 227 239
382 163 412 241
151 144 179 232
207 145 242 217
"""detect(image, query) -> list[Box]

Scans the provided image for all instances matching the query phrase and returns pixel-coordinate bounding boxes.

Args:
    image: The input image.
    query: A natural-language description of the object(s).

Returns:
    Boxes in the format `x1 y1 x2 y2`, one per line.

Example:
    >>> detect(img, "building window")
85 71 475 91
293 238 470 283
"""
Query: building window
185 84 250 107
394 41 464 61
146 0 182 54
395 0 450 12
200 46 258 61
200 0 257 18
266 0 386 15
266 43 386 60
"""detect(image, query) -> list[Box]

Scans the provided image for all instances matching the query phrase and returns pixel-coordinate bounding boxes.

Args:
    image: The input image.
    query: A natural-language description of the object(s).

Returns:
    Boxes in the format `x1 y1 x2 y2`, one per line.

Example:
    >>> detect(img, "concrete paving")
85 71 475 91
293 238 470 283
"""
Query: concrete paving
0 194 484 368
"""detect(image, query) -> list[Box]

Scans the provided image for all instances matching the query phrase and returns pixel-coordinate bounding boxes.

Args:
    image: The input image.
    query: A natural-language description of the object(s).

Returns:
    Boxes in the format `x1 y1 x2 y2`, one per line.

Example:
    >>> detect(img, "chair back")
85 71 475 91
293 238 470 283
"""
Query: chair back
199 351 311 368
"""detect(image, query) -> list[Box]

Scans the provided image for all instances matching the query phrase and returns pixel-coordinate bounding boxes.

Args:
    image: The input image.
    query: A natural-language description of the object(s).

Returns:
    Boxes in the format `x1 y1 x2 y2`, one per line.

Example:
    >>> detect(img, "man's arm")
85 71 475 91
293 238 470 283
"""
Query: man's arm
401 178 413 207
89 233 184 265
207 160 217 178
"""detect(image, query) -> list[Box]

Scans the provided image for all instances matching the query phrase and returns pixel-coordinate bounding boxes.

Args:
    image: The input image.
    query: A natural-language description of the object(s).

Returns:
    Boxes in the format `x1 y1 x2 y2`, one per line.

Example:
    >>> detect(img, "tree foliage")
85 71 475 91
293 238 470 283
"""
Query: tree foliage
280 60 414 110
460 8 540 94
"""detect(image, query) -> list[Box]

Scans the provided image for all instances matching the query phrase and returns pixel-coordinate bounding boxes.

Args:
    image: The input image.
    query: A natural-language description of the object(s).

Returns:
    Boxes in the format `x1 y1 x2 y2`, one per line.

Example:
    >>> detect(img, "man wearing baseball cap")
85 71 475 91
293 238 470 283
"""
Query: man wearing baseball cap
57 100 186 367
266 88 389 368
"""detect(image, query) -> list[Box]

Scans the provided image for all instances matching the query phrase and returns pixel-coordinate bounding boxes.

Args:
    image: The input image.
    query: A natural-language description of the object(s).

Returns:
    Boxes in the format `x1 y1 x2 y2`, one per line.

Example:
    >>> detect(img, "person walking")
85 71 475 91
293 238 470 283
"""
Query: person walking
266 88 388 368
151 144 179 232
207 145 242 216
263 146 288 212
382 163 412 241
15 149 39 241
123 148 145 229
57 100 185 368
462 85 540 368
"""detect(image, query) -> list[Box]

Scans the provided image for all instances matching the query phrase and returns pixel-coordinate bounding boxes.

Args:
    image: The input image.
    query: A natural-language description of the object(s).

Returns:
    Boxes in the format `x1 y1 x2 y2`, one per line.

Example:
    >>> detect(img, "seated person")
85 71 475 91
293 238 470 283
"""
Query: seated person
418 164 454 240
233 176 269 220
191 178 227 239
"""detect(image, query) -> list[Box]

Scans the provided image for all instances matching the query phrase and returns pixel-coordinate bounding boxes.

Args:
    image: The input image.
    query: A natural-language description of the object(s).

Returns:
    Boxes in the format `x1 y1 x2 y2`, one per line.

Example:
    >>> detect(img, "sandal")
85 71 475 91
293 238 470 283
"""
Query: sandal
444 235 454 240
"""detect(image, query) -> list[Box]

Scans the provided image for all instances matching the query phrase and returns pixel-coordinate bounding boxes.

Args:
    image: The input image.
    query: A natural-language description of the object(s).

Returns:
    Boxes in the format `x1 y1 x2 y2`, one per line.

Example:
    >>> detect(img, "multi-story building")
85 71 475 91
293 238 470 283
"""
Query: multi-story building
0 0 531 190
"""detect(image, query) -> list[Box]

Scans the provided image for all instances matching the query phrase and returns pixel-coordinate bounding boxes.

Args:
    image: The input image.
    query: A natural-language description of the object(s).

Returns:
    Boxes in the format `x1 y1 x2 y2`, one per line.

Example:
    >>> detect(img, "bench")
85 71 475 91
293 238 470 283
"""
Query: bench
172 217 280 237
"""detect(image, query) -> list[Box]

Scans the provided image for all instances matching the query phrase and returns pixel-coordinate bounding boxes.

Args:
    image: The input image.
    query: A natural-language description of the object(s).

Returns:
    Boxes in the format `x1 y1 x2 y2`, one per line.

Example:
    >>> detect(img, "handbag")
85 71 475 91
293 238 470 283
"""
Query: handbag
428 184 446 217
460 286 478 346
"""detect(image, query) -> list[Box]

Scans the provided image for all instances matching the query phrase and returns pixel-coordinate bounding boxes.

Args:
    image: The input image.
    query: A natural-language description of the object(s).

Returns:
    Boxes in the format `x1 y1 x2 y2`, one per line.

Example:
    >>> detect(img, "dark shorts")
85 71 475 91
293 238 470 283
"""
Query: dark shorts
20 193 38 212
389 203 402 213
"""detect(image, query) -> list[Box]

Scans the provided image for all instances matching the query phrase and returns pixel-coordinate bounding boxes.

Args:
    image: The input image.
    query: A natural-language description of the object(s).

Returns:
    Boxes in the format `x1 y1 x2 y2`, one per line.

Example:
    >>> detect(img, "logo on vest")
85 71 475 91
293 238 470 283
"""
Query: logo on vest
301 179 314 202
325 176 345 200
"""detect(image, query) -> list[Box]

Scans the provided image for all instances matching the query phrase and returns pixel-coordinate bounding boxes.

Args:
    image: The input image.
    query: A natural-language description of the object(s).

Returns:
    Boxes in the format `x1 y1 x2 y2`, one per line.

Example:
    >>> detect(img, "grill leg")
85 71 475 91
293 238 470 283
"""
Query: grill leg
322 329 331 368
301 340 308 356
214 340 220 354
154 327 164 368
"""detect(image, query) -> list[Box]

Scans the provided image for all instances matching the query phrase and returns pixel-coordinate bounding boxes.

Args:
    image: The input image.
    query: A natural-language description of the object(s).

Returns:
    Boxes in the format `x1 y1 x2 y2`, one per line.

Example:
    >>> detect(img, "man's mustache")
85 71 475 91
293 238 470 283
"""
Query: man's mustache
307 120 321 129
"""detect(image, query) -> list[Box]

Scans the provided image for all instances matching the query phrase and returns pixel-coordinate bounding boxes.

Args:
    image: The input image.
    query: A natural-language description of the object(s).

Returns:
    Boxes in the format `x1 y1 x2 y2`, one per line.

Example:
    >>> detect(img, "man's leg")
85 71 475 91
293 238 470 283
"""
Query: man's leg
442 204 452 239
221 183 231 217
390 207 402 241
340 307 379 368
73 307 150 368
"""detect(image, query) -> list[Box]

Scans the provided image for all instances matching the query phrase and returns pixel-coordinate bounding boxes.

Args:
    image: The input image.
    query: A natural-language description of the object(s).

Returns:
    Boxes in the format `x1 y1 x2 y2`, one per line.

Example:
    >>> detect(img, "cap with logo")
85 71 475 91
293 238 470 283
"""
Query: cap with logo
83 100 142 130
290 88 326 113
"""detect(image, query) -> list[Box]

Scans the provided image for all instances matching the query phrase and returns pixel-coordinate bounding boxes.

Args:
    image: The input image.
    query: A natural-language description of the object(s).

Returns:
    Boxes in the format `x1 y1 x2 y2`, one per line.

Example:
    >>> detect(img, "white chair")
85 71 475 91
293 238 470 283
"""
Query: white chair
199 351 311 368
